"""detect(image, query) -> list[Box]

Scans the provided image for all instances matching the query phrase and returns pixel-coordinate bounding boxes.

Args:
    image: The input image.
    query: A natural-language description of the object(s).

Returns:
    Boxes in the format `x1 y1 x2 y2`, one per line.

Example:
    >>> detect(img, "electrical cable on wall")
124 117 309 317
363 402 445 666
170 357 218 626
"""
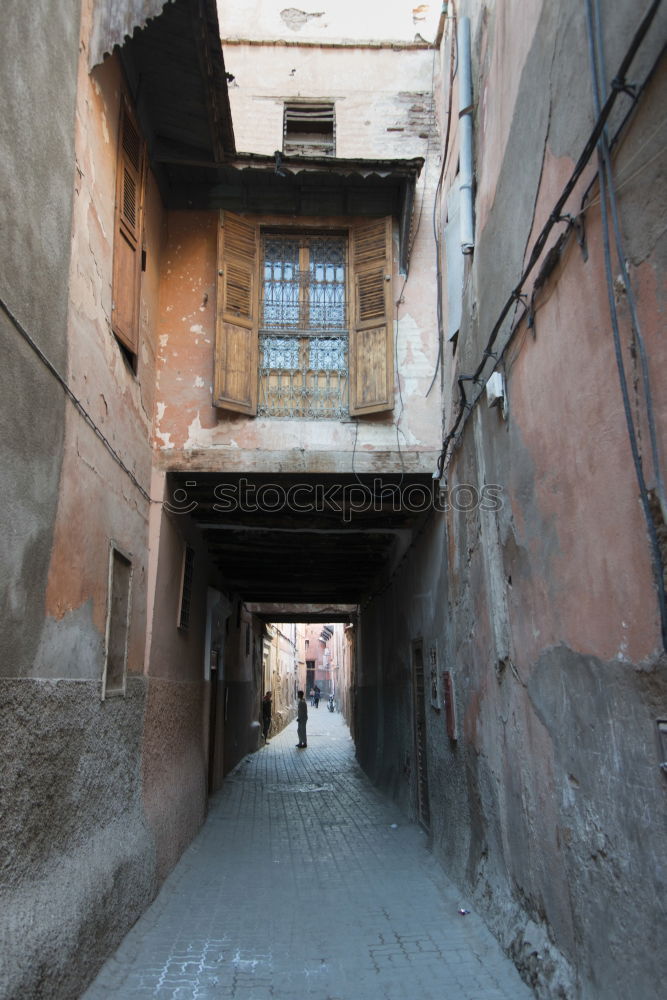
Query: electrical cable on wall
435 0 664 482
505 48 666 381
584 0 667 648
1 295 155 506
589 0 666 523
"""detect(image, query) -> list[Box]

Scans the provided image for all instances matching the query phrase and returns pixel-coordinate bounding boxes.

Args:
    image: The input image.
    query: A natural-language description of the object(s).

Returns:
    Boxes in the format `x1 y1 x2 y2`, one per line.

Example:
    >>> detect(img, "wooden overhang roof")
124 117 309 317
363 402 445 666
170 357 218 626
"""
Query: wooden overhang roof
118 0 236 182
168 153 424 274
169 472 434 606
114 1 423 272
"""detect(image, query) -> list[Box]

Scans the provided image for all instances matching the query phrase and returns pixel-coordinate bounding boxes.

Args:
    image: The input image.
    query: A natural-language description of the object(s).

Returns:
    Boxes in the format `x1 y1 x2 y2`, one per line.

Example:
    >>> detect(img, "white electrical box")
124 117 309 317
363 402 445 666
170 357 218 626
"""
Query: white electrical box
486 372 506 414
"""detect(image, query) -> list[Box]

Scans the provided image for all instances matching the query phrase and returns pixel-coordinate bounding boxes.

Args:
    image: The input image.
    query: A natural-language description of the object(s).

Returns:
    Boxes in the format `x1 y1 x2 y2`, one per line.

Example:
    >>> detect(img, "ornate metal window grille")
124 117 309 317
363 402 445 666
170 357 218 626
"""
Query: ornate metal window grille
258 233 348 418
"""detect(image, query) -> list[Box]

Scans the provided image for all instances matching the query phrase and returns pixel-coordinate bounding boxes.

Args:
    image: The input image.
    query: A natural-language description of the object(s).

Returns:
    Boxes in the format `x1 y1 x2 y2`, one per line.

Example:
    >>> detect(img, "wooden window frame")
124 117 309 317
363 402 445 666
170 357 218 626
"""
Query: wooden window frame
102 542 133 699
214 212 394 418
111 95 145 358
348 216 394 415
258 229 349 419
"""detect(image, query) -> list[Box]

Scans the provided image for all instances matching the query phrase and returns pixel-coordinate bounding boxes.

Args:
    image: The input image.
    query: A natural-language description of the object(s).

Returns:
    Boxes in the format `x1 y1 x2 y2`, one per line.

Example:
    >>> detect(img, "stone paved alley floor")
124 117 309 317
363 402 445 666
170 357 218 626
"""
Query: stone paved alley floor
83 711 533 1000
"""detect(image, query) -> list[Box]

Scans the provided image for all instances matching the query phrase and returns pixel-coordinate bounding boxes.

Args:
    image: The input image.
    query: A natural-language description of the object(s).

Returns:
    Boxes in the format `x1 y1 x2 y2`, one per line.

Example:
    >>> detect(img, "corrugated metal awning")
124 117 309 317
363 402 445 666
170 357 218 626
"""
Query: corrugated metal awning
99 1 421 273
111 0 236 169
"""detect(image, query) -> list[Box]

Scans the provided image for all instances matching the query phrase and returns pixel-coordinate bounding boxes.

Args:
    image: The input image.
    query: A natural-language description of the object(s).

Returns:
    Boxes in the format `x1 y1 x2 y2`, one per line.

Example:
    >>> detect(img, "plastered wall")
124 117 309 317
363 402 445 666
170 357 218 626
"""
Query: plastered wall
1 3 166 994
0 0 80 679
356 2 667 998
153 39 442 475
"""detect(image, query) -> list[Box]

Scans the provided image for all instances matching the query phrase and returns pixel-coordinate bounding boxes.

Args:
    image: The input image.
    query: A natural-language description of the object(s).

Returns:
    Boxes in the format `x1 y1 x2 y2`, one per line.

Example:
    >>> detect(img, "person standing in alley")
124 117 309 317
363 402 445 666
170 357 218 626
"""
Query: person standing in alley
296 689 308 748
261 691 272 743
313 685 320 709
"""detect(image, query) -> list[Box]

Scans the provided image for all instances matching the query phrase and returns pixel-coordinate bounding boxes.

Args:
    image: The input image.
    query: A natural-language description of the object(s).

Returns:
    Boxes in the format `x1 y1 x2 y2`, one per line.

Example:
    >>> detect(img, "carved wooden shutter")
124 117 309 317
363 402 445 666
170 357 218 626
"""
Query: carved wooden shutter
349 217 394 415
112 101 143 354
214 212 259 414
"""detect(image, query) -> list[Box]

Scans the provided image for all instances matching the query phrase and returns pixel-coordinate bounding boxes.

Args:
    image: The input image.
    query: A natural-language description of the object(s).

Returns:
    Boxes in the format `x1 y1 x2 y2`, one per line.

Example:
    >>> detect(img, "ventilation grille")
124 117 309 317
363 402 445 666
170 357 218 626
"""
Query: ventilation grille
284 102 335 157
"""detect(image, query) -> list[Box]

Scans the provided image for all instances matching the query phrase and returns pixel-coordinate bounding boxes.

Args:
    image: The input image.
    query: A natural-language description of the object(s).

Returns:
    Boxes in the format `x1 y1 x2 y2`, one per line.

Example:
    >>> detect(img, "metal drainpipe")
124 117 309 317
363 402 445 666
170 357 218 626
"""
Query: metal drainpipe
458 15 475 253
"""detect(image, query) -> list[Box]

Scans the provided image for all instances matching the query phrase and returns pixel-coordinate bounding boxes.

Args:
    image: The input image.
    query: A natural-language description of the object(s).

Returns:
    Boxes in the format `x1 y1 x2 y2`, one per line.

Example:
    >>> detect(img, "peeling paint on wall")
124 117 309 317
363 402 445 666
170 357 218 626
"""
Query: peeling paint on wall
280 8 326 31
156 431 174 449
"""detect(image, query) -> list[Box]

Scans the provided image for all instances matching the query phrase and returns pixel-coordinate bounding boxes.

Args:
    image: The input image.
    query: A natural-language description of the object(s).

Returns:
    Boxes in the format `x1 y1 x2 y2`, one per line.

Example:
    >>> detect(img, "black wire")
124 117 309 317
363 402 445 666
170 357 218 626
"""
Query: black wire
1 295 153 504
578 39 666 214
591 0 666 521
394 279 406 474
585 0 667 648
436 0 663 478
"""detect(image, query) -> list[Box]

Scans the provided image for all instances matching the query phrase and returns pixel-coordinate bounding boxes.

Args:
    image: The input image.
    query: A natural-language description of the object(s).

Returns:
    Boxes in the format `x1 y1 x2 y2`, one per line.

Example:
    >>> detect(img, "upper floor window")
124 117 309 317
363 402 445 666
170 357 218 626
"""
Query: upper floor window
111 98 145 364
214 212 394 419
283 102 335 158
259 231 348 417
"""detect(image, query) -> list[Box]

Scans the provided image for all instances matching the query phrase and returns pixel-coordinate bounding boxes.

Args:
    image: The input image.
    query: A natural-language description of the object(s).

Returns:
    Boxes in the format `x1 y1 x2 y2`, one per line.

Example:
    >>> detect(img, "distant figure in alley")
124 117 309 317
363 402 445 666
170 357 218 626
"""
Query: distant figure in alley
262 691 272 743
296 690 308 748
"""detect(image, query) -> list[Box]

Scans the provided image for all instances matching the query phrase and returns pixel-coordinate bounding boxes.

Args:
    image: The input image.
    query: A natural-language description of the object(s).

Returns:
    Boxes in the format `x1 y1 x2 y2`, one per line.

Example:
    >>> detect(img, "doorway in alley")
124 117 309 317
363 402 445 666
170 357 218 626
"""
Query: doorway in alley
412 640 430 830
166 471 434 790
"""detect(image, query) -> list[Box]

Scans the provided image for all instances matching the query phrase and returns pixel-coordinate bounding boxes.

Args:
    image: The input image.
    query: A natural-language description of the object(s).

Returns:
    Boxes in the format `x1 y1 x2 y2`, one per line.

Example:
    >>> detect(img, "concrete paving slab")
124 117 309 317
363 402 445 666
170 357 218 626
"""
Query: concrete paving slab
83 712 533 999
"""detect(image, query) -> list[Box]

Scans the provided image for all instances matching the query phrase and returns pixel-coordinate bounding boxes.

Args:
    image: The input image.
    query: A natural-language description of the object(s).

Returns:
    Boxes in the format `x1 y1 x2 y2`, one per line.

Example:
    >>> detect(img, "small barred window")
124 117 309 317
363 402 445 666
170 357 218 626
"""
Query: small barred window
283 103 335 157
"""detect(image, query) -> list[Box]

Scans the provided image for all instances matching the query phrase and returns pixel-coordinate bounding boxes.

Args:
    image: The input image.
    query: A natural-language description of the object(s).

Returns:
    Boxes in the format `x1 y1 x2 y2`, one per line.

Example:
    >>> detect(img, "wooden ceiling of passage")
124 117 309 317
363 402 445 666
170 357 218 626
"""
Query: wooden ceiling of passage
168 472 434 604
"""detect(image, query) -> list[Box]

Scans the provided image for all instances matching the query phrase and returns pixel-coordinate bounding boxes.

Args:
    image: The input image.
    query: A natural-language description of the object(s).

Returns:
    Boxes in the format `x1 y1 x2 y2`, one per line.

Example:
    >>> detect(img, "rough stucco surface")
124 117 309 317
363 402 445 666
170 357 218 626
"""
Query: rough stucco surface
358 505 667 998
357 513 449 821
218 0 441 44
356 2 667 998
0 6 170 998
526 648 667 996
613 62 667 271
0 678 157 1000
142 678 207 883
0 0 80 677
3 4 664 1000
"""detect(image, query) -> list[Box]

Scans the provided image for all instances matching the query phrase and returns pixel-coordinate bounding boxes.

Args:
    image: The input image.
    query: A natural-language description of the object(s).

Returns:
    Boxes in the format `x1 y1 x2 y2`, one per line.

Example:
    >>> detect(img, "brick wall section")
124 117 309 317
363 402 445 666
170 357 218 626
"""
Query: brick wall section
224 44 437 158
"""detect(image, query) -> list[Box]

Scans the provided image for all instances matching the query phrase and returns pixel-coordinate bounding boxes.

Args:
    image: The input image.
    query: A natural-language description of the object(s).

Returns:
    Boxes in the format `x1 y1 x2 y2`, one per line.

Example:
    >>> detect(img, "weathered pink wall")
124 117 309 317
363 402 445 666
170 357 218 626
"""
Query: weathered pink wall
44 31 166 677
3 4 168 995
357 3 667 998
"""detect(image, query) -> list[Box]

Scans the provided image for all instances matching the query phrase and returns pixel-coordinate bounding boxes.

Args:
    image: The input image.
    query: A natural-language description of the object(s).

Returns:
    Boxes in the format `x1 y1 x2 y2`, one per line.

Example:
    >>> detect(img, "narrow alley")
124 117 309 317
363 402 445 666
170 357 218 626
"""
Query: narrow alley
84 712 531 1000
3 1 667 998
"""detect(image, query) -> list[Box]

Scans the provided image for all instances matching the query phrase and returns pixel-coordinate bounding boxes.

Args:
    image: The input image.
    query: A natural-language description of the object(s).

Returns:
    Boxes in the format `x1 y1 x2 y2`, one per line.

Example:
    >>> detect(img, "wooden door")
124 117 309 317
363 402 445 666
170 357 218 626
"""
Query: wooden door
412 640 430 830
